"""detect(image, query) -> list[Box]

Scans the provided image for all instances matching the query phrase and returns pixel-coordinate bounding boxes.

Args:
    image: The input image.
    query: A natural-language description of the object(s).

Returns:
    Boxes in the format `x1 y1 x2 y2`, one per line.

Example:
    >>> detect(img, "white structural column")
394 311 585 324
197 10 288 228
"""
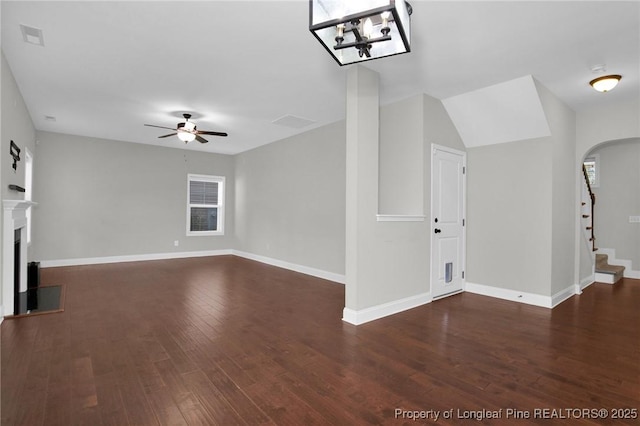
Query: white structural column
344 65 379 323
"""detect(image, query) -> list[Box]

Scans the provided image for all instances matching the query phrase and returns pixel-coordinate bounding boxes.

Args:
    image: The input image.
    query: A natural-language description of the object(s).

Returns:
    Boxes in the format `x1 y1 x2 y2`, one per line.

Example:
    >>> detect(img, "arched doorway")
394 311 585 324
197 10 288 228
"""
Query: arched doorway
578 137 640 285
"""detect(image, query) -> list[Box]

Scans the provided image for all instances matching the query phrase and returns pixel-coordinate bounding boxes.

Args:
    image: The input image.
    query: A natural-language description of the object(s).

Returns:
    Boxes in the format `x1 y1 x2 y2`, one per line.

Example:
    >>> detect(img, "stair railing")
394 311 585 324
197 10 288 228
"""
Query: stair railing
582 164 596 251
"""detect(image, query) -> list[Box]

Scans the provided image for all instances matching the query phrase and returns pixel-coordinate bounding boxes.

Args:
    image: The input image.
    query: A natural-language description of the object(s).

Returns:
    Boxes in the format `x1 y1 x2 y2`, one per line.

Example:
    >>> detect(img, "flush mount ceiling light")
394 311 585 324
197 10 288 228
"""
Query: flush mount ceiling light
589 75 622 93
309 0 412 66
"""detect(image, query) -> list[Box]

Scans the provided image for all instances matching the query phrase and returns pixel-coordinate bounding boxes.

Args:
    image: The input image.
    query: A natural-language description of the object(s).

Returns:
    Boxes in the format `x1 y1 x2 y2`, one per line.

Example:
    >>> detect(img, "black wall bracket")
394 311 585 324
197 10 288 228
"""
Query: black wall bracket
10 140 21 171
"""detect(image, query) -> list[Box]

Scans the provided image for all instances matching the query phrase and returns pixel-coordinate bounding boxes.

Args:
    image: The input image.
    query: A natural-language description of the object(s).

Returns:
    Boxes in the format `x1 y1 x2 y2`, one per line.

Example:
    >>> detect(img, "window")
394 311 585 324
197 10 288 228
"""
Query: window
187 174 225 236
25 149 33 244
583 154 599 188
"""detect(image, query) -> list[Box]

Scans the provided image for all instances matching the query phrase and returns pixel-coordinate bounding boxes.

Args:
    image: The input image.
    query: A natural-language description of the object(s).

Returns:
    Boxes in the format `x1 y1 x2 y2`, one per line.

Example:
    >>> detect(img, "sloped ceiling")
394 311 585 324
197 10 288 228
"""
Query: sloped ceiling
443 75 551 148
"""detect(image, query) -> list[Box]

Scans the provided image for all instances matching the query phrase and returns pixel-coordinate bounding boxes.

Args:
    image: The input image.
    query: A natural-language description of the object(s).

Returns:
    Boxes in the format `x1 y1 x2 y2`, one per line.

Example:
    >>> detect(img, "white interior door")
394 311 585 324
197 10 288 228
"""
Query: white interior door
431 145 466 299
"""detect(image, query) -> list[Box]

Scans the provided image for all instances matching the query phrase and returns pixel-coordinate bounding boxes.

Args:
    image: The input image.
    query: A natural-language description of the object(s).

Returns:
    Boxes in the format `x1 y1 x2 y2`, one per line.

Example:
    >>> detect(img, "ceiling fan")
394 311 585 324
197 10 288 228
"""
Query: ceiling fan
144 113 227 144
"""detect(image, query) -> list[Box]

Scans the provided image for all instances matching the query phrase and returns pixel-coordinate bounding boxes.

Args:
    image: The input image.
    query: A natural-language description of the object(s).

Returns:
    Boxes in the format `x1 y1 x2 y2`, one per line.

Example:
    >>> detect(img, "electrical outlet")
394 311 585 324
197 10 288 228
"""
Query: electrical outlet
629 216 640 223
174 240 179 247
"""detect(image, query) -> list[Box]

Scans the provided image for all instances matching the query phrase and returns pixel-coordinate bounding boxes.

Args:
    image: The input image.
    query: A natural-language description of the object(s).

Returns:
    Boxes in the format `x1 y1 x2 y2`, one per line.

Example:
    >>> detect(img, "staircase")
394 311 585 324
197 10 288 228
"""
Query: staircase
582 165 625 284
595 253 625 284
581 165 597 252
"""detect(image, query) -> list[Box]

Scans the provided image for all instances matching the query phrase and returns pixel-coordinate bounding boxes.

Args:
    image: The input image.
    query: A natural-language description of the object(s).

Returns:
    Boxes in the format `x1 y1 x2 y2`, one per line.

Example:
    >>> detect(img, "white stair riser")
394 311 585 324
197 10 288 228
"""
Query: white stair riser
595 272 623 285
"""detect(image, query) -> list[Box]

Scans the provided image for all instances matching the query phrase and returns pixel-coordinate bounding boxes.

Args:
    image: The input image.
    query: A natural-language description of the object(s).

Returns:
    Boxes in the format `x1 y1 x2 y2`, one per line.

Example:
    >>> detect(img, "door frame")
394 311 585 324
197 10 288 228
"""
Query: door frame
430 143 467 299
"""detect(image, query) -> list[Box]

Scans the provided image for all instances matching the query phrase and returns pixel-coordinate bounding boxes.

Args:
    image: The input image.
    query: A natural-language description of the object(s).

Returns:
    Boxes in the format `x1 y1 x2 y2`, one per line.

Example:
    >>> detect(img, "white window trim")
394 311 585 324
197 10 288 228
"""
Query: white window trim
186 174 225 236
584 154 600 188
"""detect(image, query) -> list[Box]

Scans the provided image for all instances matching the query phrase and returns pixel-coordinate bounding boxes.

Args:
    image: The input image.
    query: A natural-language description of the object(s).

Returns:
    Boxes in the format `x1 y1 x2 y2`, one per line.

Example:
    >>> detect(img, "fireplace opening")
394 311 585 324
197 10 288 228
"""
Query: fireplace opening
16 285 63 315
13 229 21 315
11 231 63 316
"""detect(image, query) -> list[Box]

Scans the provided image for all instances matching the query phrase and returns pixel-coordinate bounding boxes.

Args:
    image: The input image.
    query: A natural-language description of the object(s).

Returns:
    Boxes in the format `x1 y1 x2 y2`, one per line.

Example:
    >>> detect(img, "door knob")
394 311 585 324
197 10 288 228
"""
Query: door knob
434 228 441 234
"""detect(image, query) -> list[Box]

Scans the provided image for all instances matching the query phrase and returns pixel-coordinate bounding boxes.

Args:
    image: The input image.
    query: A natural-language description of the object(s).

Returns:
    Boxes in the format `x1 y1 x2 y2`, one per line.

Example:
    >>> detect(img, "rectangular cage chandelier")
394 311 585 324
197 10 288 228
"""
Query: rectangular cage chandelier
309 0 412 66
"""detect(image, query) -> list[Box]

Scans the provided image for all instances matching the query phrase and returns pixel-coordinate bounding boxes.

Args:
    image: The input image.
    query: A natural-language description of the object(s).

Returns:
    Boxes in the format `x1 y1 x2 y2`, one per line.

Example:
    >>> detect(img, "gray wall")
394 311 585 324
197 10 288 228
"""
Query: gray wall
576 98 640 161
234 121 346 275
1 50 37 315
379 95 424 215
32 132 236 261
466 138 553 294
345 64 465 313
590 139 640 267
378 93 465 216
1 52 2 317
538 81 576 295
2 51 36 201
423 93 467 153
348 84 432 310
466 80 577 298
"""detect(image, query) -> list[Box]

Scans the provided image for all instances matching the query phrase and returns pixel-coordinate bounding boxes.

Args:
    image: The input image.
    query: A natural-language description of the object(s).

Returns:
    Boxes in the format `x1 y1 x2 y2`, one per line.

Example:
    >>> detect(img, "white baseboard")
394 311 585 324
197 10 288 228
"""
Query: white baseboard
465 282 554 308
578 275 595 293
624 270 640 279
39 249 346 286
39 249 233 268
551 285 576 307
465 282 579 308
342 292 432 325
232 250 345 284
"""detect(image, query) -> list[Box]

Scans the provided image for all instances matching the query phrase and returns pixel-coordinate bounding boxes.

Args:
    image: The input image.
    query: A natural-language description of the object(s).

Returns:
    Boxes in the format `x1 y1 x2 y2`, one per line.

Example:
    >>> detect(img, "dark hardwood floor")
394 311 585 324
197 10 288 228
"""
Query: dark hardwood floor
2 255 639 425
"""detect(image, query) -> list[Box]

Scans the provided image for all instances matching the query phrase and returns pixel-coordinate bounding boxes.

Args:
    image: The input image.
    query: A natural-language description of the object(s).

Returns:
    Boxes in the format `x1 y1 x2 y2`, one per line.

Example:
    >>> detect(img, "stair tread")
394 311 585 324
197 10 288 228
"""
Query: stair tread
595 254 625 274
595 266 625 274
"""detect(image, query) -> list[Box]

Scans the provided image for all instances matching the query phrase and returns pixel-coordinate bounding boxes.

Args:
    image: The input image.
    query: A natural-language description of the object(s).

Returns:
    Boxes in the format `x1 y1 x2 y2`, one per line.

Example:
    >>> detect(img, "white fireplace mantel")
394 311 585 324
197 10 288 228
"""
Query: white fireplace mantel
2 199 37 317
4 199 37 211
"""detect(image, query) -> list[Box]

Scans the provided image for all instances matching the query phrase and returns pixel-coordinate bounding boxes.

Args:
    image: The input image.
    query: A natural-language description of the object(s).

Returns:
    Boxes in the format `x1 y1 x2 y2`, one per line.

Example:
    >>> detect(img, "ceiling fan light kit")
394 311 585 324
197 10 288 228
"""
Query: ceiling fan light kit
309 0 412 66
177 133 196 143
177 119 197 142
589 74 622 93
144 113 228 144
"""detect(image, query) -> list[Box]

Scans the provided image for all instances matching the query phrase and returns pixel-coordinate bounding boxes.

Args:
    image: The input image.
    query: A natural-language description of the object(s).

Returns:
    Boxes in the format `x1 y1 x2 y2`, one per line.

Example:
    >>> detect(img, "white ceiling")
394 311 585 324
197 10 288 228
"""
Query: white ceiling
2 1 639 155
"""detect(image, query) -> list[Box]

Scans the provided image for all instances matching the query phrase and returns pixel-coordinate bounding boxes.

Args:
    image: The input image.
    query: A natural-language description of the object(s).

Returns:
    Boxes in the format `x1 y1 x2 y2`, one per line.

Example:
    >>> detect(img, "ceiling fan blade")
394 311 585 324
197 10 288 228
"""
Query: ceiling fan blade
144 124 178 131
197 130 228 137
195 135 209 144
158 133 178 138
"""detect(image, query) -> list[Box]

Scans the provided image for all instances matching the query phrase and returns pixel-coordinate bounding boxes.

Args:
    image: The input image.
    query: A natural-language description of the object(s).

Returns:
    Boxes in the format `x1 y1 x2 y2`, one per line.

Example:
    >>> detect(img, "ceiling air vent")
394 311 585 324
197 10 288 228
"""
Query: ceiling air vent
272 115 316 129
20 24 45 47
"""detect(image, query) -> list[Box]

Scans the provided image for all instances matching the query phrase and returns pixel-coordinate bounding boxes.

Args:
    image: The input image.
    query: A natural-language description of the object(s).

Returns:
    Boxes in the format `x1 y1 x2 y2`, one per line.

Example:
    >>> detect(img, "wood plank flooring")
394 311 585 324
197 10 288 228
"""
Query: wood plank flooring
2 255 639 425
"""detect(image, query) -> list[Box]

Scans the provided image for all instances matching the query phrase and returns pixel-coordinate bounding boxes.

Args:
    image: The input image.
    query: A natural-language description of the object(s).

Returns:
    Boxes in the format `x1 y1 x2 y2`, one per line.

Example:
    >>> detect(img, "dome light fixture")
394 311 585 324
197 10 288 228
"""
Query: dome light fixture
589 75 622 93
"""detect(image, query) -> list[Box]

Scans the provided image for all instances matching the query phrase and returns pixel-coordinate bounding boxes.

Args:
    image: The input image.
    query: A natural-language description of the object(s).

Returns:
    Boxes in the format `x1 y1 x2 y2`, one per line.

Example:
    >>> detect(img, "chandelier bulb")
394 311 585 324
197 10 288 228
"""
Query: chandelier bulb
335 23 345 45
363 18 373 39
381 11 390 35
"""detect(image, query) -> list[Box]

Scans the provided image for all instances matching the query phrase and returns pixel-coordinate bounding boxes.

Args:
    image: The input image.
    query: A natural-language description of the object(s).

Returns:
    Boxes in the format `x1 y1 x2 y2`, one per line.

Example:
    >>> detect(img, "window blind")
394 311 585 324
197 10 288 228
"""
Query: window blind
189 181 218 205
